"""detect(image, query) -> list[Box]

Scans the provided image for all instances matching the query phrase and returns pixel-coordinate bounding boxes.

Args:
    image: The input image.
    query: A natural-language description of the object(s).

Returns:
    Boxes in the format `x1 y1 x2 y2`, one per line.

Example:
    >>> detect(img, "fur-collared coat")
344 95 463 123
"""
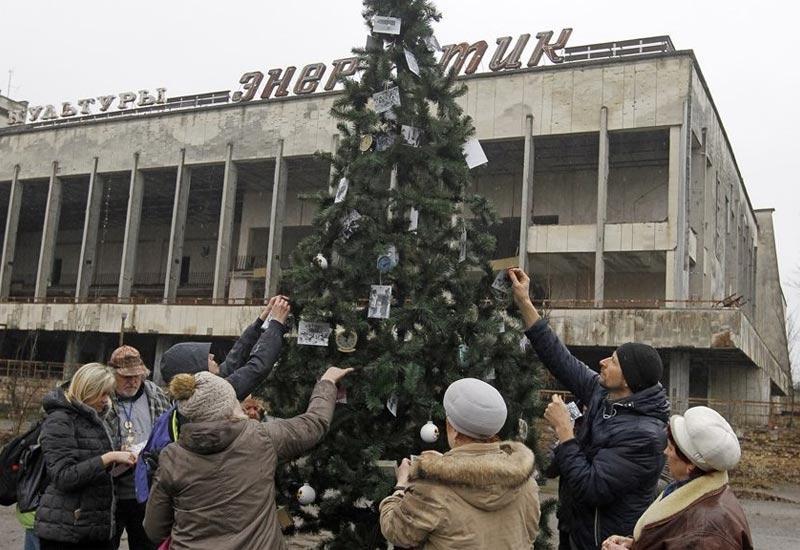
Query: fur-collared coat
631 471 753 549
379 441 540 549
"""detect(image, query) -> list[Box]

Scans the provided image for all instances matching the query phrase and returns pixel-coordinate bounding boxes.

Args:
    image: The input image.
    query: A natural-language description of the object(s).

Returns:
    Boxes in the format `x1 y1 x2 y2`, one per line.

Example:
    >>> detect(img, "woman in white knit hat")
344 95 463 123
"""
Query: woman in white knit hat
143 366 352 550
602 406 753 549
379 377 541 549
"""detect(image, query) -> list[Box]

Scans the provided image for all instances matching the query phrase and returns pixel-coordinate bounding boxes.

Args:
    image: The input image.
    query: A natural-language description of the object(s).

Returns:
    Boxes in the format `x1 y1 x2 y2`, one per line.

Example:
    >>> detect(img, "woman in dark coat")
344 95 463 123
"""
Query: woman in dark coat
35 363 137 550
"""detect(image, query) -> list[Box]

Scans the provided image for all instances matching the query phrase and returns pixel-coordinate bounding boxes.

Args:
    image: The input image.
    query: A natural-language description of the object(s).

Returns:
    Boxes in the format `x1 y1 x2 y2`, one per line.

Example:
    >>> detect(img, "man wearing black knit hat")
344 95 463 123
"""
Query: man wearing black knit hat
508 268 669 550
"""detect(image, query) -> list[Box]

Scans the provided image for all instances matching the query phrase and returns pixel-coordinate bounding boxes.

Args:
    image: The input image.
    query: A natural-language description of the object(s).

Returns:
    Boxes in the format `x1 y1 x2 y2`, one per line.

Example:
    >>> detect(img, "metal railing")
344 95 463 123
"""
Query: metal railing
562 36 675 62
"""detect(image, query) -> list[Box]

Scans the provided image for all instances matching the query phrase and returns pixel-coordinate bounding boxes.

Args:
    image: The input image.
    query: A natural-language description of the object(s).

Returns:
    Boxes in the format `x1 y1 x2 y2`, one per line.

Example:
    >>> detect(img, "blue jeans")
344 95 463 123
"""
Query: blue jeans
24 529 40 550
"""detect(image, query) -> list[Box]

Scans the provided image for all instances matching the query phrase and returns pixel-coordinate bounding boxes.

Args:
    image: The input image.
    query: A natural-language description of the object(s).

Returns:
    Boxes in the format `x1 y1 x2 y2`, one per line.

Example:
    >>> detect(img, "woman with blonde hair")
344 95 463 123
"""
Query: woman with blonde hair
35 363 138 550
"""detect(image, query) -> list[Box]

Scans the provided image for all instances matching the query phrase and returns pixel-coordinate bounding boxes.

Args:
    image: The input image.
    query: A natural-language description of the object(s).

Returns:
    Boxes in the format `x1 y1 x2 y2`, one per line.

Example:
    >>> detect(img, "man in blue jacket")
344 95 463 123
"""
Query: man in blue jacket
508 268 669 550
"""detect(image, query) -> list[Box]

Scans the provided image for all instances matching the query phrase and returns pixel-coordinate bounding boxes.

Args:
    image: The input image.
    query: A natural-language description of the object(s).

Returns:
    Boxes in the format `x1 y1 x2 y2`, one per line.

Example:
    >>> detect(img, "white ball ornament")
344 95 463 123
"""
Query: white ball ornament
297 482 316 504
313 253 329 269
420 421 439 443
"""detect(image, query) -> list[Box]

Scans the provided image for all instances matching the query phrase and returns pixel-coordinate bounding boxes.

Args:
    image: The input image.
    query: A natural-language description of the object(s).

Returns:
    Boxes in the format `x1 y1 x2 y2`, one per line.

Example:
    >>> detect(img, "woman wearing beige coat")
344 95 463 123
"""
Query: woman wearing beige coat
143 367 352 550
379 378 541 549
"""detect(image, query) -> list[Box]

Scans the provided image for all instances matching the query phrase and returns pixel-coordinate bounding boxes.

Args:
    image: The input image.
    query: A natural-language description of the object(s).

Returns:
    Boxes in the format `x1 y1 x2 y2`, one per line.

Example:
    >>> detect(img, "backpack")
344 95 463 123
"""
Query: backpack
17 441 47 512
0 420 43 506
135 405 179 503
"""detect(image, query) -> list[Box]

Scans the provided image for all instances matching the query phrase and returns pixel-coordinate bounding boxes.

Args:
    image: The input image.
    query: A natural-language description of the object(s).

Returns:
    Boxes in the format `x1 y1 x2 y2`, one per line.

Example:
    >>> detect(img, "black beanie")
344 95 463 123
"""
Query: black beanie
615 342 663 393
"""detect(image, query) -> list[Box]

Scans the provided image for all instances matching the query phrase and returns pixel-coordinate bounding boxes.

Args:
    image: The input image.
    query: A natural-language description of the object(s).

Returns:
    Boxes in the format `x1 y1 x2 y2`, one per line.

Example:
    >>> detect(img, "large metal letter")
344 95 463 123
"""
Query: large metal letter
0 165 23 299
264 140 288 299
35 162 63 300
213 144 238 302
518 115 534 272
261 68 297 99
324 58 360 91
489 35 531 71
439 41 488 75
118 153 145 300
164 149 192 303
76 157 104 301
594 107 609 305
528 29 572 66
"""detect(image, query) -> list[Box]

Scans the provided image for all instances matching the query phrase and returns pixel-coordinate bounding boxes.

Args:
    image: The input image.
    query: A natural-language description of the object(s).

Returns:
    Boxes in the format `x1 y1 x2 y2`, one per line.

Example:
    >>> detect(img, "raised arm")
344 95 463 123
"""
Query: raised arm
219 295 287 377
263 367 353 461
224 297 290 400
509 268 599 403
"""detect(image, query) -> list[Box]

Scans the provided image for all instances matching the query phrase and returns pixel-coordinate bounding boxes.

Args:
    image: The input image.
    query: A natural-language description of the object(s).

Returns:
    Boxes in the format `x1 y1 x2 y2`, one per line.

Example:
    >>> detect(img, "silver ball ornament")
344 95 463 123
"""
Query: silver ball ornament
297 482 316 504
420 421 439 443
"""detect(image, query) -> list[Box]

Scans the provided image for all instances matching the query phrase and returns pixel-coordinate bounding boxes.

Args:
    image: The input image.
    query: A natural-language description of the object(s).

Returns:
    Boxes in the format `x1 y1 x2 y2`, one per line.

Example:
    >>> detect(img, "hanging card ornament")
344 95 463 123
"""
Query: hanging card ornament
458 226 467 262
386 393 399 417
368 284 392 319
458 343 468 368
484 368 496 381
519 335 530 351
462 138 488 169
336 385 348 404
335 325 358 353
297 320 332 347
359 134 374 152
420 421 439 443
375 133 396 151
408 207 419 231
372 87 401 114
424 33 441 52
376 245 399 273
312 253 328 269
567 401 584 422
297 483 316 505
492 270 512 293
401 125 422 147
371 15 401 35
334 177 349 204
404 48 420 76
517 418 529 441
340 210 362 240
365 34 384 51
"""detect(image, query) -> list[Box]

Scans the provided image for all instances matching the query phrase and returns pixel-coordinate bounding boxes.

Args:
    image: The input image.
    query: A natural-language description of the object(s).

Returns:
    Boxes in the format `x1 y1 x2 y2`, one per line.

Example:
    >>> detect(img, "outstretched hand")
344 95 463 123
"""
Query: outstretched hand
260 295 289 321
321 367 355 385
507 268 540 329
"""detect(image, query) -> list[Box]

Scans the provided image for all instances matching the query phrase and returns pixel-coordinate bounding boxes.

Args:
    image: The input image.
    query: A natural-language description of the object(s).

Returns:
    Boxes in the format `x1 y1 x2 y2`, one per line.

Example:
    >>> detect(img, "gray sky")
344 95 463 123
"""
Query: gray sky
2 0 798 369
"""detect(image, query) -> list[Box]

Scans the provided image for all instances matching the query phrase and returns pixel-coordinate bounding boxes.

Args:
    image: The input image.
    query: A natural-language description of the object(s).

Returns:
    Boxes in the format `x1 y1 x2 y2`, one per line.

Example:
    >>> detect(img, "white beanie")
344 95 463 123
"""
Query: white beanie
670 406 741 472
444 378 507 439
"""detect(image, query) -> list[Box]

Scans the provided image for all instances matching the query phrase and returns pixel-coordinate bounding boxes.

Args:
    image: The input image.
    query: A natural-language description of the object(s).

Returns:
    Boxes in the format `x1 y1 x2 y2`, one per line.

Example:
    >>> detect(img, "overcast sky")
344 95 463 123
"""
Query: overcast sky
2 0 798 367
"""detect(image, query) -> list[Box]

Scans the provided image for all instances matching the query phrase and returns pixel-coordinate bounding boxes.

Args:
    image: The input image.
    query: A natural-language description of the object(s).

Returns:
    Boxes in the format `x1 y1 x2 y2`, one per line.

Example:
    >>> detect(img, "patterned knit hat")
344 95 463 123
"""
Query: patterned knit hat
170 371 239 423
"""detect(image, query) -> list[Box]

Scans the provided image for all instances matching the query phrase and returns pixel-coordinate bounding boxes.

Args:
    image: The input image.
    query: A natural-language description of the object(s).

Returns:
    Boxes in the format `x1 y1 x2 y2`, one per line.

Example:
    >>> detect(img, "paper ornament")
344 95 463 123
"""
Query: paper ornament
408 207 419 231
297 483 316 504
517 418 529 441
375 133 396 151
458 343 468 367
404 48 420 76
420 421 439 443
386 393 399 417
462 138 488 169
365 34 384 51
297 320 332 347
359 134 374 152
458 226 467 263
336 386 348 404
424 34 441 52
371 15 401 35
492 270 512 293
372 87 401 114
334 177 349 204
401 125 422 147
368 284 392 319
340 210 362 240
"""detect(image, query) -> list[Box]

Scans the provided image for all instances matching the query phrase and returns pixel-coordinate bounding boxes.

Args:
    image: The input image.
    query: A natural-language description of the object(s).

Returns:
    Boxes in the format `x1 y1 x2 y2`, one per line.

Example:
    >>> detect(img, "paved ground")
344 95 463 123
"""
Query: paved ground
2 493 798 549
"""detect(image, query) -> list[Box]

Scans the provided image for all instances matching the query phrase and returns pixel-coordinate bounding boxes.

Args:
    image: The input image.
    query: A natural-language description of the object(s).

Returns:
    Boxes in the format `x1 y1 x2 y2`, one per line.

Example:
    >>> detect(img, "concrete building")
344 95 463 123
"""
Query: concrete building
0 94 27 129
0 35 791 423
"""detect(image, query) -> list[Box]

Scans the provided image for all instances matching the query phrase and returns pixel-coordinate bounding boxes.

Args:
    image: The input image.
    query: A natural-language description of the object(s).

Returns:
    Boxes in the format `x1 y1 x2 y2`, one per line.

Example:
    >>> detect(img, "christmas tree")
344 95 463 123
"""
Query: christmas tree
264 0 552 547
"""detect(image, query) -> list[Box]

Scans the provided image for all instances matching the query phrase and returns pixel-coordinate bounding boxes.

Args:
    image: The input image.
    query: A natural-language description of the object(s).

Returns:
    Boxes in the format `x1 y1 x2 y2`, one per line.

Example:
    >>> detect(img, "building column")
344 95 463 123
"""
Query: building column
264 140 288 299
153 335 172 386
0 165 23 299
668 351 690 414
76 158 104 302
118 153 145 300
665 101 690 303
213 144 238 302
63 334 82 380
164 149 192 303
518 115 534 272
35 161 63 300
594 107 609 305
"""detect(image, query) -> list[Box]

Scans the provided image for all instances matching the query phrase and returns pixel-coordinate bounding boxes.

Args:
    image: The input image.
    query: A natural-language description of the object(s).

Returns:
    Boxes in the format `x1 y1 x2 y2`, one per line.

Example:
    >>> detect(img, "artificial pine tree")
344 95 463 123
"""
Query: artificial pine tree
264 0 553 547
